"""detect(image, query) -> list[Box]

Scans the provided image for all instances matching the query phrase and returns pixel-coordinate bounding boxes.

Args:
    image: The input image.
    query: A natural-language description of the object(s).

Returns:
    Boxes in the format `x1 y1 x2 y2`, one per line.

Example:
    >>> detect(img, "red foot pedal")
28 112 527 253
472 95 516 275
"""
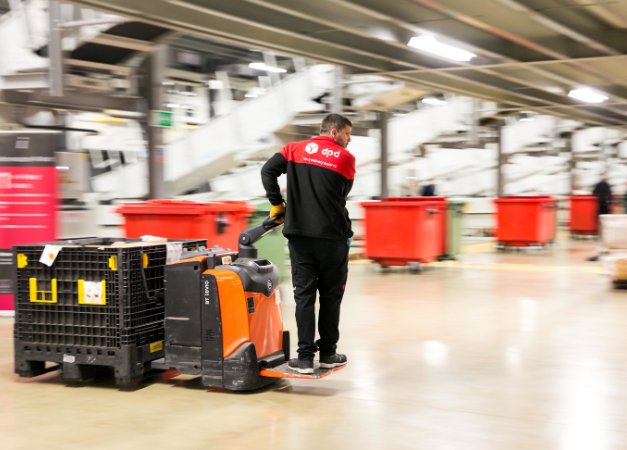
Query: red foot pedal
260 361 347 379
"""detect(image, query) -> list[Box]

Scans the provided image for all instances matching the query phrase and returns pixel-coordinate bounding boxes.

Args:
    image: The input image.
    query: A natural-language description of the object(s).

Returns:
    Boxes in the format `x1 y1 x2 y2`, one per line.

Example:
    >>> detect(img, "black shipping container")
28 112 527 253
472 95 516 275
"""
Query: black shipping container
13 237 206 385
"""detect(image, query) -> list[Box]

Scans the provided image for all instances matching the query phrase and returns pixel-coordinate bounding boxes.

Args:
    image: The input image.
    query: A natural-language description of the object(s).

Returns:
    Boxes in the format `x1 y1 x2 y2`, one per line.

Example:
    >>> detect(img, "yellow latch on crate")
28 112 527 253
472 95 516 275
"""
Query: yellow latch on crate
109 256 117 271
29 278 57 303
78 280 107 306
143 254 149 268
150 341 163 353
17 254 27 268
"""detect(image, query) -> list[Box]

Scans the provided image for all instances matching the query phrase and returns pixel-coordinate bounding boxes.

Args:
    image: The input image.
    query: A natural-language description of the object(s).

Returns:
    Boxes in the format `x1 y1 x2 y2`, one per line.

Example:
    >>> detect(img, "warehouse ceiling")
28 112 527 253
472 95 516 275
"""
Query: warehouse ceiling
63 0 627 126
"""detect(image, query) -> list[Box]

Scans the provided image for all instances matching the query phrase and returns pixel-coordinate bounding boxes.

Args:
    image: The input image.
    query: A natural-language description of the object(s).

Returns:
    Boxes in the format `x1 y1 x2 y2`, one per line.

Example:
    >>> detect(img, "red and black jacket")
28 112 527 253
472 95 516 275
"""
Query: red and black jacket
261 136 356 241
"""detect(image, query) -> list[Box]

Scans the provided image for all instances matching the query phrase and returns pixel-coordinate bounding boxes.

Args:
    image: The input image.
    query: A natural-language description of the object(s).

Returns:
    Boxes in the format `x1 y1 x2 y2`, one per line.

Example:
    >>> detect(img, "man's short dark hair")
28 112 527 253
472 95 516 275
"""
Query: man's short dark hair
320 113 352 135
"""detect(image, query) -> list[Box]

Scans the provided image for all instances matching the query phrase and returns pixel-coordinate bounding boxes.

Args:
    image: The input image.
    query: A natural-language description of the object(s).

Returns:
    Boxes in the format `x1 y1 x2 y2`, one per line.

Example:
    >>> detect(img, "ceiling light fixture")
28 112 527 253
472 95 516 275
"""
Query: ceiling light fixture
568 88 608 103
249 62 287 73
422 97 447 105
408 36 476 62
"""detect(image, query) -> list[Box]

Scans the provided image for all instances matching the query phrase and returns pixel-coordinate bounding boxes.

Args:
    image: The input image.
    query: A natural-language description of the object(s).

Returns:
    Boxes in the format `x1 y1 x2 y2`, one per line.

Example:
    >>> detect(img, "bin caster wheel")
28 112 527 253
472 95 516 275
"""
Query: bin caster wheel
408 262 422 274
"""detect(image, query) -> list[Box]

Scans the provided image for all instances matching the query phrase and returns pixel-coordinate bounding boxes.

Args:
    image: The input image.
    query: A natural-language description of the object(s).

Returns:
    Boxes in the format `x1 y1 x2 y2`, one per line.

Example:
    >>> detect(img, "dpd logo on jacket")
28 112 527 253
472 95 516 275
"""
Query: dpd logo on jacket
305 143 318 154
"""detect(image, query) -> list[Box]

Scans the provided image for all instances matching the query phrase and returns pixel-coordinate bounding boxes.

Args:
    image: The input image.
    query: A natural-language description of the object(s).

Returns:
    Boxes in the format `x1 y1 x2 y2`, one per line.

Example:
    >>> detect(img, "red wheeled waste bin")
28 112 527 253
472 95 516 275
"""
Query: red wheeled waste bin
569 196 599 235
383 197 447 258
116 200 254 250
494 196 557 247
361 200 445 267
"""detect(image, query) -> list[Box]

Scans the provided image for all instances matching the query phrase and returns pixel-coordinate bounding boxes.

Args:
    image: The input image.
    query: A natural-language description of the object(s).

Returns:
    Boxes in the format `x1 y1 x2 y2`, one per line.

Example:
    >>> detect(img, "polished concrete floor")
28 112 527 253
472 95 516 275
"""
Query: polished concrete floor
2 239 627 450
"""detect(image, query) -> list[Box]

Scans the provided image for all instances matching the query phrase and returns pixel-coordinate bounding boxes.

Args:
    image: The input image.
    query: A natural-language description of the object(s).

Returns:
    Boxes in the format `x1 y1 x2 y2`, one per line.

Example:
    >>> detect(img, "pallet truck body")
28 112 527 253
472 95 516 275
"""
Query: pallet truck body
152 215 345 390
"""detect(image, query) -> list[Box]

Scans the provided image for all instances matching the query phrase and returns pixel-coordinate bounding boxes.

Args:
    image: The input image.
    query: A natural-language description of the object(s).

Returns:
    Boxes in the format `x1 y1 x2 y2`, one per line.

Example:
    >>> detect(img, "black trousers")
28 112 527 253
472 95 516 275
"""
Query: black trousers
288 235 349 360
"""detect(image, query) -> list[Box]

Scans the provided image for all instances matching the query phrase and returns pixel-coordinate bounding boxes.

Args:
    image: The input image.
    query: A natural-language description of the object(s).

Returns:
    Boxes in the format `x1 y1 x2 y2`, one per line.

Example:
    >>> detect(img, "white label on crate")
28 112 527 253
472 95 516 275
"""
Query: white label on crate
275 289 281 305
82 281 104 305
39 245 61 267
166 242 183 265
222 256 232 266
63 354 75 363
140 235 164 242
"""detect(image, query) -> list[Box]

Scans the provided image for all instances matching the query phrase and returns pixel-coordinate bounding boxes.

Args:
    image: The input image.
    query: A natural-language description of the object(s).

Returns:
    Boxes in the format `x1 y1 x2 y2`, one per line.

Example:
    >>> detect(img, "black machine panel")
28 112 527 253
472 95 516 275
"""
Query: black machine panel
164 246 234 381
165 258 207 348
200 272 224 387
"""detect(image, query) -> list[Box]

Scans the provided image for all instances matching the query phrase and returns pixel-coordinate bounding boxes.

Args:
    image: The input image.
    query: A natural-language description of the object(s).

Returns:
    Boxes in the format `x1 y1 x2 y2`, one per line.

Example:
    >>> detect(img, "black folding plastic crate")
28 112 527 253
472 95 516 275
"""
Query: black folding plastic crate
13 237 206 385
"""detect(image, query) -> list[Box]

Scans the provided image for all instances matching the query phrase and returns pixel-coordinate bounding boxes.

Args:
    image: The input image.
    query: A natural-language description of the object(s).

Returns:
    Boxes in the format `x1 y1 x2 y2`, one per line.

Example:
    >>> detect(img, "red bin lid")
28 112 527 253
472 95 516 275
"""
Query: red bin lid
383 196 447 202
360 200 445 208
494 195 556 204
116 199 254 215
569 195 597 201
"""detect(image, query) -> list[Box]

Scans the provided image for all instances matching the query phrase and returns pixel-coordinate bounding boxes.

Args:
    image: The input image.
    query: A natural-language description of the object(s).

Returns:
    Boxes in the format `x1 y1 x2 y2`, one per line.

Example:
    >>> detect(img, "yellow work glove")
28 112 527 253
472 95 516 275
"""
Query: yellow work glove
270 203 285 224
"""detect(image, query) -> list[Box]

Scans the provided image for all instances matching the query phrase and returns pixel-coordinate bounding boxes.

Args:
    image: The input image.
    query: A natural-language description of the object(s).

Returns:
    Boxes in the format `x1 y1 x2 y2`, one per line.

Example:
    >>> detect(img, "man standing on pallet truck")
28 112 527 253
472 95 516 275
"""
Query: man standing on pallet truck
261 113 355 374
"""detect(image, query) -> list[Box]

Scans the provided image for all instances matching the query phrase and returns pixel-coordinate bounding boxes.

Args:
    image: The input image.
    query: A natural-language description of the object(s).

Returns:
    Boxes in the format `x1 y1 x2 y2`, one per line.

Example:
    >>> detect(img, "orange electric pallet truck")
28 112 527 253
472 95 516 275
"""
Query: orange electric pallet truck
151 215 346 390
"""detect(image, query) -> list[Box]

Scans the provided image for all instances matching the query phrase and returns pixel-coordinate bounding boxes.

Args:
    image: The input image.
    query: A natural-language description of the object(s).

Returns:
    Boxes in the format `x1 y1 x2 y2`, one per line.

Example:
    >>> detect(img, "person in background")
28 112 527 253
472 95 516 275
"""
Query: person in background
421 179 436 197
588 176 613 261
592 176 612 216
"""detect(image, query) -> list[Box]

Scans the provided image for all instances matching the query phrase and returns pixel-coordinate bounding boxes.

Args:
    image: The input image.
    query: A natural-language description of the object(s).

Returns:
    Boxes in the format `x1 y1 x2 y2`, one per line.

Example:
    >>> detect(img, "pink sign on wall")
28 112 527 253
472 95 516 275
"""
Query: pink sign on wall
0 131 57 312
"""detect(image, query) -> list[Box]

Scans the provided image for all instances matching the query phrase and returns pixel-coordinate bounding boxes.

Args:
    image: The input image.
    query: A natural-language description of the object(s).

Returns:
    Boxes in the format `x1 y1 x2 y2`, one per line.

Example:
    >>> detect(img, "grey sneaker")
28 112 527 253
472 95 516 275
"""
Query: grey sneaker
319 353 347 369
288 358 314 374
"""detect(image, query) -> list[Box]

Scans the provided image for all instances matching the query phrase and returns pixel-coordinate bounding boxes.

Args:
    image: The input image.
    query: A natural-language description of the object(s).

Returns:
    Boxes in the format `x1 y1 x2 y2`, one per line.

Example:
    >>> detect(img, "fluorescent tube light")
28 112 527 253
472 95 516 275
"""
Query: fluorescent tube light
249 62 287 73
408 36 476 62
422 97 447 105
568 88 608 103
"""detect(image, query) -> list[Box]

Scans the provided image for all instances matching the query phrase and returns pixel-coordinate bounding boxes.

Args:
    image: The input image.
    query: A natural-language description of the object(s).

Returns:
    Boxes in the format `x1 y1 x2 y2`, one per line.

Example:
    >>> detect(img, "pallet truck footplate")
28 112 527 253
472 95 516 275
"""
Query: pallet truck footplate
260 362 346 379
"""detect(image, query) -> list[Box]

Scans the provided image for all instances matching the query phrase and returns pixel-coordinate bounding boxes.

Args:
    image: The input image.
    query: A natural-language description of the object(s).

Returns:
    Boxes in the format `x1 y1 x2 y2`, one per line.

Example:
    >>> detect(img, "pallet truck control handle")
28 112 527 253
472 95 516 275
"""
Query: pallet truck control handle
237 214 285 259
239 214 284 246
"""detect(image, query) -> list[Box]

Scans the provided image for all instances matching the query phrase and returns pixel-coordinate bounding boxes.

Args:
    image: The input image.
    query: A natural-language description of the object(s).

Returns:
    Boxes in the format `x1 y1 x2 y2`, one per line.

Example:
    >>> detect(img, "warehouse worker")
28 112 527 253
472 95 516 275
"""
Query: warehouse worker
421 179 436 197
587 176 614 261
261 113 355 374
593 176 612 216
